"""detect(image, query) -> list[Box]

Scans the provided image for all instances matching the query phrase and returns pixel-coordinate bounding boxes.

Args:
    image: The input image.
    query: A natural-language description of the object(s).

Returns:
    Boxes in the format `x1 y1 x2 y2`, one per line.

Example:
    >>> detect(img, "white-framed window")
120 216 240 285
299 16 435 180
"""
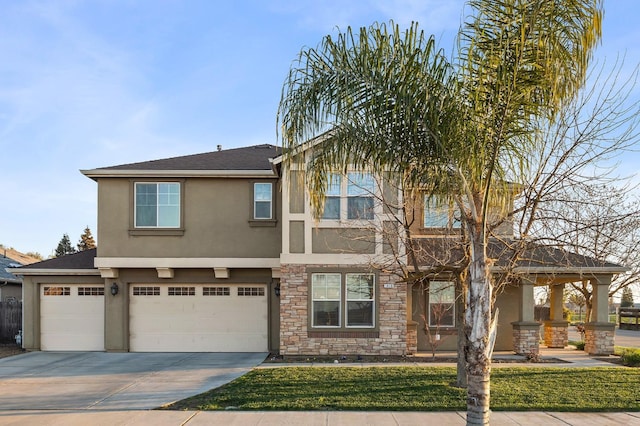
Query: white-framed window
311 273 341 327
135 182 180 228
424 197 460 229
321 172 375 220
428 281 455 327
311 272 376 328
254 183 273 219
346 273 375 327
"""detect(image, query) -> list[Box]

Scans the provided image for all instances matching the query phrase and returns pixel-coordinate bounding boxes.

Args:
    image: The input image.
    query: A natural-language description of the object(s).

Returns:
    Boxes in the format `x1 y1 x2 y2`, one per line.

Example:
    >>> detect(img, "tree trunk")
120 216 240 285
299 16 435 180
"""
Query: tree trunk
465 226 492 425
456 278 468 388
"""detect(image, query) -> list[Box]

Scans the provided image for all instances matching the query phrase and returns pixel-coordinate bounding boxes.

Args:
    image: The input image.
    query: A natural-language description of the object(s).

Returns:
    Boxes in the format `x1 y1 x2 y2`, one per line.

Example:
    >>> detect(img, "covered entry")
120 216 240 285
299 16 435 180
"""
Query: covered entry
129 283 268 352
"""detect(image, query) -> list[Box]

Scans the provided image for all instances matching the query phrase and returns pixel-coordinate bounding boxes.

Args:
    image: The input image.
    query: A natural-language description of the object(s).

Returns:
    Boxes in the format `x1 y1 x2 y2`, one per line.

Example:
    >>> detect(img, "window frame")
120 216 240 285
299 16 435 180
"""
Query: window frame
133 182 182 229
428 280 455 328
253 182 273 220
309 271 377 331
423 196 461 230
320 172 376 221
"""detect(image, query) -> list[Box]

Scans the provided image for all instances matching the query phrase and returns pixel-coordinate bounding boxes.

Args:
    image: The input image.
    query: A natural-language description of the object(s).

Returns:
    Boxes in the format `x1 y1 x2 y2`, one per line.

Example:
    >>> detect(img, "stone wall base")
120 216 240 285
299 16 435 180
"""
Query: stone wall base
543 320 569 348
406 321 418 355
584 323 615 355
511 322 540 355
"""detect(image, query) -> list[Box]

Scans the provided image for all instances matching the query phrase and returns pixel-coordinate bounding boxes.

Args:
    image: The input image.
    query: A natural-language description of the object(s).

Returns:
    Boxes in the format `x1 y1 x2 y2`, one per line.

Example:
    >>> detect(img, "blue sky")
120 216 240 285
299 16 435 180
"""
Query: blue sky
1 0 639 258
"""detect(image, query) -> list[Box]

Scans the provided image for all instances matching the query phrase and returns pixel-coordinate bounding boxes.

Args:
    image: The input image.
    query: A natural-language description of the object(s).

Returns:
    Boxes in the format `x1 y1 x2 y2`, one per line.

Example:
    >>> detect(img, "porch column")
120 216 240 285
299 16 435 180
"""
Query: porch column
544 284 568 348
585 275 615 355
511 276 540 355
406 284 418 354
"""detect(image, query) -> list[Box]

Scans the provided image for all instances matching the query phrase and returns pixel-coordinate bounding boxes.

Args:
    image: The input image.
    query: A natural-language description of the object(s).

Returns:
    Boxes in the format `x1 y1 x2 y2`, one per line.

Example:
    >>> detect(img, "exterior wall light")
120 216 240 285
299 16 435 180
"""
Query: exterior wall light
110 282 119 296
274 283 280 297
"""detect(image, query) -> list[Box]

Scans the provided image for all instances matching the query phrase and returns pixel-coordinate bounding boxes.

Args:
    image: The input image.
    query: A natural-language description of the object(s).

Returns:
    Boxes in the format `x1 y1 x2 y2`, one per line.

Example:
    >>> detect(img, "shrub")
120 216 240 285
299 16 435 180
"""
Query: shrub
620 349 640 367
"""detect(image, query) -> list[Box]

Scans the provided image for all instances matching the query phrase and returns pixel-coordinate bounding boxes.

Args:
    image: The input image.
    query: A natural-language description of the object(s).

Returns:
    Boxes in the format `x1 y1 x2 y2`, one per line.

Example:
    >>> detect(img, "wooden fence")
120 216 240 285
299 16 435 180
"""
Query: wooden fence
619 308 640 330
0 301 22 343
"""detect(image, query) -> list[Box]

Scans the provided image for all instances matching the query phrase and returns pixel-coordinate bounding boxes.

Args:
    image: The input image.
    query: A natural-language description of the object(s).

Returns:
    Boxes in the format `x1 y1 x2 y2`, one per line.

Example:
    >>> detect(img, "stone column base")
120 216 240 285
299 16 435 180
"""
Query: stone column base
406 321 418 355
511 322 541 355
584 322 615 355
543 320 569 348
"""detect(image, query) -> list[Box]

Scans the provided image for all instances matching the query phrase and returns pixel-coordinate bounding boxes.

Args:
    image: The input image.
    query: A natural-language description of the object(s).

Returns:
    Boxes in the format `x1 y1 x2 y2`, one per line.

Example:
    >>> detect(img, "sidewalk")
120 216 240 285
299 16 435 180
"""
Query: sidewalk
0 409 638 425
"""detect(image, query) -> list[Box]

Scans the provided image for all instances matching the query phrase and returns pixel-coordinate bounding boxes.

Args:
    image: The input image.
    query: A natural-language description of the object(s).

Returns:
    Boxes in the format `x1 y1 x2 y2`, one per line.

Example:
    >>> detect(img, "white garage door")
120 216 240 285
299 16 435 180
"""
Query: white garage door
129 284 268 352
40 285 105 351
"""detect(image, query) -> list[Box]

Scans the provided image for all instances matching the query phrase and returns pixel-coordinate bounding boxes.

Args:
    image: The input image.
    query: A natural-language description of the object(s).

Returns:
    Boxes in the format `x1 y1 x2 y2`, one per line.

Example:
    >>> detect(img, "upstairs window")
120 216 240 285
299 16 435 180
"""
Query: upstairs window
321 172 375 220
254 183 273 219
135 183 180 228
424 197 460 229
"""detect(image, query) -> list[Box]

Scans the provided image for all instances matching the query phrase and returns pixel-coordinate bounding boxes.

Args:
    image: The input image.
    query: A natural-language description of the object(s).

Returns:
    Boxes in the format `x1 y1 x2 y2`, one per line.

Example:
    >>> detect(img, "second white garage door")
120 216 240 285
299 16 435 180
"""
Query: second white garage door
129 284 268 352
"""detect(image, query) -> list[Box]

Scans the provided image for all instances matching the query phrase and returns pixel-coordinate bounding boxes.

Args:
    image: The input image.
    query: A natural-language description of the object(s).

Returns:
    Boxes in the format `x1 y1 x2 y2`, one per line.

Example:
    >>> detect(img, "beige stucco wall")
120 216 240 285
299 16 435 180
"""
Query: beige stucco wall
0 284 21 301
96 177 281 259
20 274 105 351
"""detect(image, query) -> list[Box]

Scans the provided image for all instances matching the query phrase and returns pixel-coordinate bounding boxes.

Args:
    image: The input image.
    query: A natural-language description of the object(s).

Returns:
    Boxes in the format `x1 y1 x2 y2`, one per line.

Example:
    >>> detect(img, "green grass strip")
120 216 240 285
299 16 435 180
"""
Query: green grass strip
165 367 640 412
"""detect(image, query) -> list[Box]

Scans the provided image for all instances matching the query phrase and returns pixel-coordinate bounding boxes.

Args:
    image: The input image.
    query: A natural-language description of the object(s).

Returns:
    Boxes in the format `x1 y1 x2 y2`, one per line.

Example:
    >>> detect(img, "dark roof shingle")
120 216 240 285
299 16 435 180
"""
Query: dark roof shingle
97 144 282 171
17 248 96 270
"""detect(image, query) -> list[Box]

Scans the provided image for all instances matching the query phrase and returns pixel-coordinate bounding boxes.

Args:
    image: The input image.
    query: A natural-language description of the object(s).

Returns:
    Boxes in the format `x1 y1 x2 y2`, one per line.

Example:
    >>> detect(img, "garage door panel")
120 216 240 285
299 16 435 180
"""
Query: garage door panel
129 284 268 352
40 285 105 351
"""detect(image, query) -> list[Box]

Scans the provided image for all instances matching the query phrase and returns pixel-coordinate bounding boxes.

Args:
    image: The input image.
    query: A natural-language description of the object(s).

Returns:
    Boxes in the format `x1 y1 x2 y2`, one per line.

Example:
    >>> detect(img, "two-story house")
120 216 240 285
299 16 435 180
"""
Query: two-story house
14 142 625 356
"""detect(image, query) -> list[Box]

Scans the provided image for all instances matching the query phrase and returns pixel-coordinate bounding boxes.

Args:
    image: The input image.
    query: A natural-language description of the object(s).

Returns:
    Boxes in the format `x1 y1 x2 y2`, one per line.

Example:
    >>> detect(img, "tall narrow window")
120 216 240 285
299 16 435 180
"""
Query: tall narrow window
346 274 375 327
322 174 341 219
135 183 180 228
254 183 273 219
428 281 455 327
311 273 341 327
347 173 374 219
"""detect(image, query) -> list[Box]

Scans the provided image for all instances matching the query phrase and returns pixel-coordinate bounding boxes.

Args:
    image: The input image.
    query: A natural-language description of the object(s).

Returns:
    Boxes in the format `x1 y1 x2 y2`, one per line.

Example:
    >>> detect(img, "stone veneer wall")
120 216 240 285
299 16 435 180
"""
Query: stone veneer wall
584 324 615 355
543 321 568 348
279 264 408 356
511 322 540 355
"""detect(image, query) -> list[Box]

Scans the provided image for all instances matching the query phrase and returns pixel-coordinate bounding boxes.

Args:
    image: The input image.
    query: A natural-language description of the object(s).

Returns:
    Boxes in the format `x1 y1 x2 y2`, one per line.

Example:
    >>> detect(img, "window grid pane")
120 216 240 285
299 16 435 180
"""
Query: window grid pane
254 183 272 219
346 274 375 327
78 287 104 296
312 273 341 327
203 287 230 296
135 183 180 228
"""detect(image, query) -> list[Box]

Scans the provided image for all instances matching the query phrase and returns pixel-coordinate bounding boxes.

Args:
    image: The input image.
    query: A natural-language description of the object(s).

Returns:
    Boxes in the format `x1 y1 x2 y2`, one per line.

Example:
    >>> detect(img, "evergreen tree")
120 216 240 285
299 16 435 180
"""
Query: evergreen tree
54 234 76 257
77 226 97 251
621 287 635 308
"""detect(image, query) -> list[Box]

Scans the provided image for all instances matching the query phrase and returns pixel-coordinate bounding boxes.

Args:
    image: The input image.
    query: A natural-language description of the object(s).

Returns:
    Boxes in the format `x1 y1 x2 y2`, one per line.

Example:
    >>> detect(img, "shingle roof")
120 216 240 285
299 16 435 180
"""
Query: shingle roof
95 144 282 171
414 238 625 274
16 248 97 271
0 256 24 283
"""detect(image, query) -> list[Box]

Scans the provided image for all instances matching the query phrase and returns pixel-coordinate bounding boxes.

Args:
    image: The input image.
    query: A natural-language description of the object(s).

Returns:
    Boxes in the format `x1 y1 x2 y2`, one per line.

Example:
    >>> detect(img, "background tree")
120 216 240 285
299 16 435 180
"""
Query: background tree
567 289 587 321
621 287 635 308
77 226 97 251
279 1 605 424
54 234 76 257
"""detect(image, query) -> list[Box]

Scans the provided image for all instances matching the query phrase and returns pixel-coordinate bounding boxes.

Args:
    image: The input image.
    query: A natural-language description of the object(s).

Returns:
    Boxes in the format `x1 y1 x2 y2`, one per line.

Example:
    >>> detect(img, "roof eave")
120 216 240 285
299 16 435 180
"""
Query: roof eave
80 169 278 179
7 268 100 276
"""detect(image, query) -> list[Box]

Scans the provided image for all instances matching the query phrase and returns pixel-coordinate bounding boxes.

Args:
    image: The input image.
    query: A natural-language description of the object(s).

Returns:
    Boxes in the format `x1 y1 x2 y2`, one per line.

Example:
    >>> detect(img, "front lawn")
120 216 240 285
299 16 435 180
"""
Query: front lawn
164 367 640 412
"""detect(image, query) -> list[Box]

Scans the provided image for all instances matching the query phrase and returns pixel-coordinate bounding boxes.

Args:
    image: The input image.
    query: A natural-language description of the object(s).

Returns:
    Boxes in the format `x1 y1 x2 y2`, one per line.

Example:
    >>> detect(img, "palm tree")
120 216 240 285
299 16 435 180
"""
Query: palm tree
278 1 603 424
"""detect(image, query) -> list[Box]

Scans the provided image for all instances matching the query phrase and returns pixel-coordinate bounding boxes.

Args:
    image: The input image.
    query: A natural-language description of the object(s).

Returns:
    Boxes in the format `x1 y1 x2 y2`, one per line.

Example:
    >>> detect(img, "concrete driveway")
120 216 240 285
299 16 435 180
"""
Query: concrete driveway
0 351 267 410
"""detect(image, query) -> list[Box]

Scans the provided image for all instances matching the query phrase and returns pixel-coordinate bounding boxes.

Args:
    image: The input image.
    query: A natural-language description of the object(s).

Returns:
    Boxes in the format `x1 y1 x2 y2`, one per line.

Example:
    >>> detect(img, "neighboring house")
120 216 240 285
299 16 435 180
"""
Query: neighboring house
11 142 626 355
0 255 24 302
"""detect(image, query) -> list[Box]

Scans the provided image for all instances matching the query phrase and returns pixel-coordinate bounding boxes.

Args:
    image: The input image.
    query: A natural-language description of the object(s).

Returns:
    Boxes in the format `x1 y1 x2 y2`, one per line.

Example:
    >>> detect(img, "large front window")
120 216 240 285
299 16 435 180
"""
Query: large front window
311 272 375 328
135 183 180 228
321 172 375 220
